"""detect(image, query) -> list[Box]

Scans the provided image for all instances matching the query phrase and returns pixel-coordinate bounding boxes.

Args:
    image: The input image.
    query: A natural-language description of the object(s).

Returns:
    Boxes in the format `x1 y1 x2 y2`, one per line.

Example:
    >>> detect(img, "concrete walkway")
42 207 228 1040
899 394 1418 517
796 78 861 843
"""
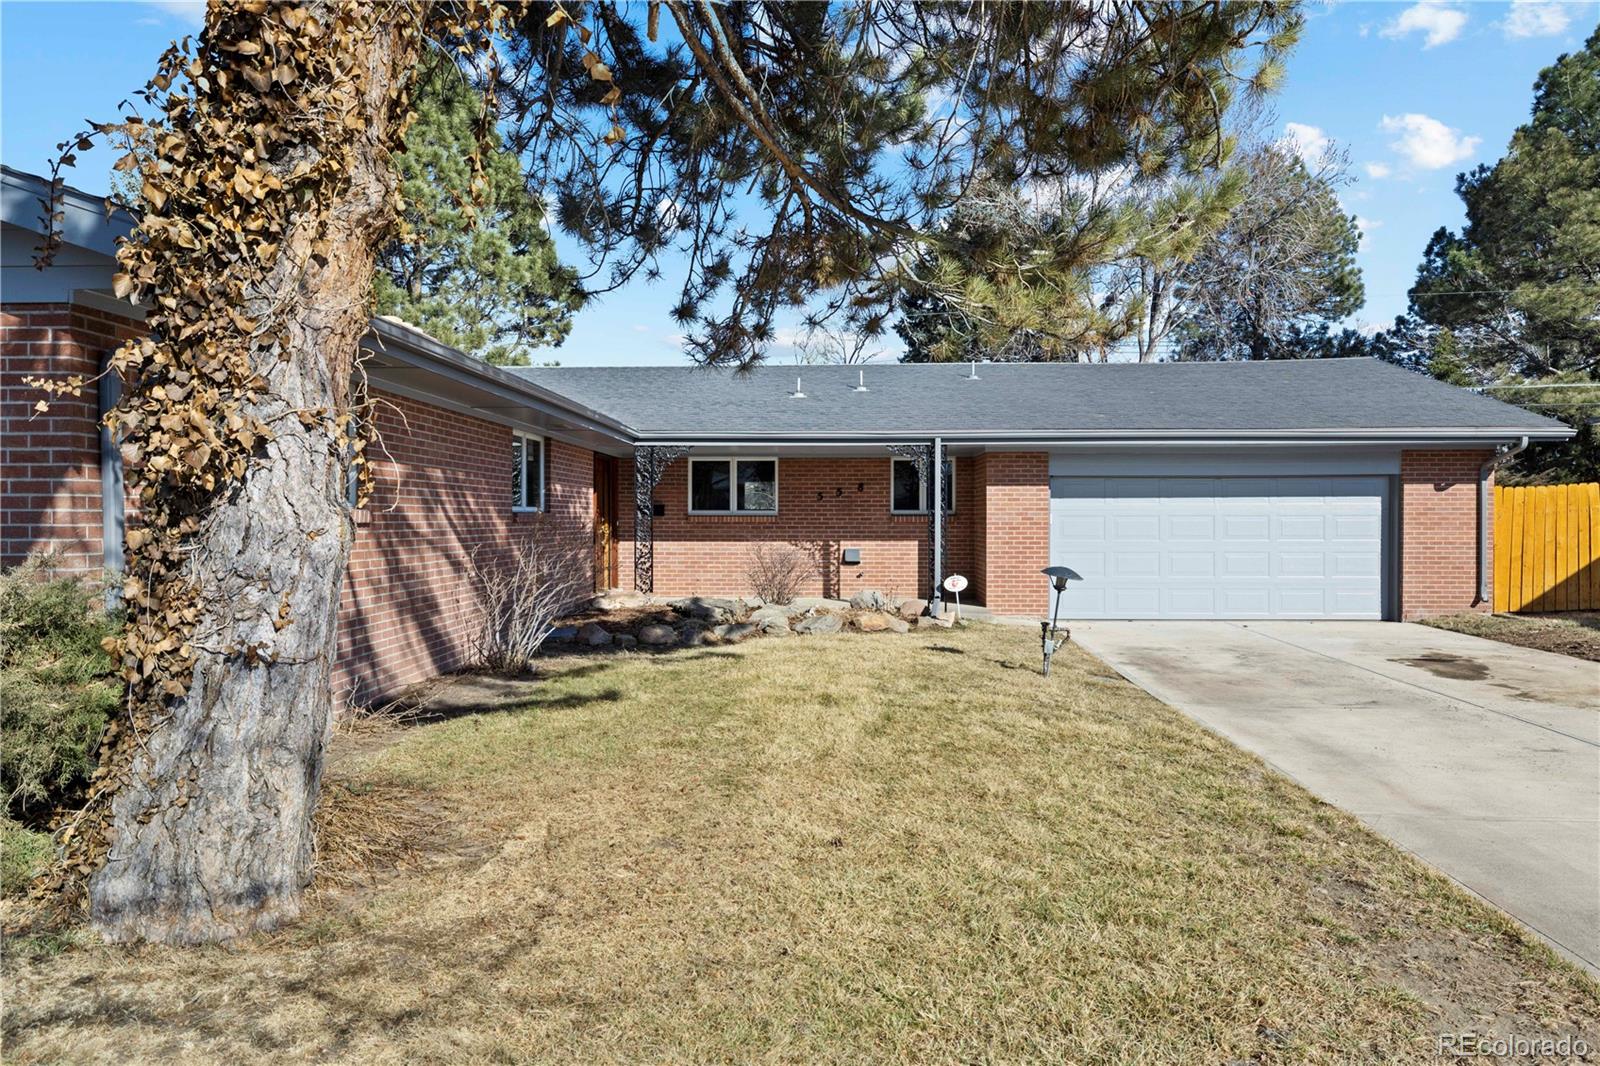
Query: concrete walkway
1071 619 1600 974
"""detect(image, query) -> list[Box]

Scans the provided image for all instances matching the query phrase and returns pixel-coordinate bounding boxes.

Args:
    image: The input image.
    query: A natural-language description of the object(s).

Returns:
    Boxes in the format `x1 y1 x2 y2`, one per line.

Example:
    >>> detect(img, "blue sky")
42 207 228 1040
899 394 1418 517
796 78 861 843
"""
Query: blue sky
2 0 1595 365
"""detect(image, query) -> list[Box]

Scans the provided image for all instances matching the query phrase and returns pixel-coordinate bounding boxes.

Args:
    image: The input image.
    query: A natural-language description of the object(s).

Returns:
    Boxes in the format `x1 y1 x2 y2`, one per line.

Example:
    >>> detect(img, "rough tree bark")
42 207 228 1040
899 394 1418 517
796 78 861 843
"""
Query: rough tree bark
87 14 421 944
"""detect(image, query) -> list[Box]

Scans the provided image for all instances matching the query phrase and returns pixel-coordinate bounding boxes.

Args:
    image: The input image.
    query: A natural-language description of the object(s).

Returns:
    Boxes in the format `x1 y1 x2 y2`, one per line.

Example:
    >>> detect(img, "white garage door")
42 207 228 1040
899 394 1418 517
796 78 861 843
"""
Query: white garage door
1050 476 1388 619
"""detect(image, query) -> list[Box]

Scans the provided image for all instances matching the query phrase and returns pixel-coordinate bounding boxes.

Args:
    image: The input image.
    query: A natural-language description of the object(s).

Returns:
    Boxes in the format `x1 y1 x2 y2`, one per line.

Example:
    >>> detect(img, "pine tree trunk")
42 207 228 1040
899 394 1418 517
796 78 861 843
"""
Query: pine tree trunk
88 17 416 945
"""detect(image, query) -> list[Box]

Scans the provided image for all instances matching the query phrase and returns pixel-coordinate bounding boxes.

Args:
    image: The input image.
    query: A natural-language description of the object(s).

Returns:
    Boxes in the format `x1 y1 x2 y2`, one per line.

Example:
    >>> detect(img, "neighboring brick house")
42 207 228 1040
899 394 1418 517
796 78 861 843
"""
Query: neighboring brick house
1 165 1574 699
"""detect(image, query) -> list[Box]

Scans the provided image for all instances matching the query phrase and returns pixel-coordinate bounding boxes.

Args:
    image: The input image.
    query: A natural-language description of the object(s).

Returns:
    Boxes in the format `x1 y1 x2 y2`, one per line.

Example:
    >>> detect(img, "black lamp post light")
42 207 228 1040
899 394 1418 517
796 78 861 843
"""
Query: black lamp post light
1039 566 1078 676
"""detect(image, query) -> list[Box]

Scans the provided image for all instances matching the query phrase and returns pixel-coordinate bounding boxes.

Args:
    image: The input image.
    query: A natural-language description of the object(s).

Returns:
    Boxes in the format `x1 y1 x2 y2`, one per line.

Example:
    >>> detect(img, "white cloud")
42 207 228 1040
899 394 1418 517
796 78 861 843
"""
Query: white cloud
1354 216 1383 238
632 324 651 334
1364 161 1392 179
1380 2 1468 48
141 0 204 26
1281 122 1331 163
1380 113 1481 169
1502 0 1572 38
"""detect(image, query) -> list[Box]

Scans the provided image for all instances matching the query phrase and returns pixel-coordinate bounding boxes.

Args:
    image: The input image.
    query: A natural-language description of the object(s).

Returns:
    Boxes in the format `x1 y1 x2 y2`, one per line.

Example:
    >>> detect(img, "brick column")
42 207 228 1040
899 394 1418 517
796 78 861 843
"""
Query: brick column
977 452 1050 616
1399 449 1494 620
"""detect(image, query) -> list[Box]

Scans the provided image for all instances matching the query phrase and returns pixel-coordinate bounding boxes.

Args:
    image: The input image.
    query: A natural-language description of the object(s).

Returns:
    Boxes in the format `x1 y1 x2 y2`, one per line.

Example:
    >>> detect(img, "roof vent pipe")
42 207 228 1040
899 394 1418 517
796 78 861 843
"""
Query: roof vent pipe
1478 436 1527 605
966 361 981 380
853 370 869 393
789 375 806 399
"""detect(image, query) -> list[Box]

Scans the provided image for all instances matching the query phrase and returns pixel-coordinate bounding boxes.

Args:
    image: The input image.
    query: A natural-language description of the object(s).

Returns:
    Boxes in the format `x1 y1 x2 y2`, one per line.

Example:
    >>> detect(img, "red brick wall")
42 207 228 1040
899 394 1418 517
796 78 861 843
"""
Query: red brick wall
1400 449 1493 620
1 303 141 573
975 452 1050 616
335 392 595 701
615 456 978 603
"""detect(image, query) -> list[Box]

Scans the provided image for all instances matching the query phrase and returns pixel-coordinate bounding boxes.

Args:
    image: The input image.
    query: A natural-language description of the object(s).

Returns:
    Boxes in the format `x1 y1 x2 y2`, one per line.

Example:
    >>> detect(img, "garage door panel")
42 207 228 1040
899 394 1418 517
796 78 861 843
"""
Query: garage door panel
1112 552 1160 577
1109 588 1160 615
1165 515 1216 540
1277 515 1327 540
1165 588 1218 615
1331 552 1379 576
1332 514 1381 540
1221 551 1269 577
1057 514 1106 540
1219 587 1271 615
1221 514 1270 539
1050 473 1387 620
1113 515 1159 540
1278 552 1326 577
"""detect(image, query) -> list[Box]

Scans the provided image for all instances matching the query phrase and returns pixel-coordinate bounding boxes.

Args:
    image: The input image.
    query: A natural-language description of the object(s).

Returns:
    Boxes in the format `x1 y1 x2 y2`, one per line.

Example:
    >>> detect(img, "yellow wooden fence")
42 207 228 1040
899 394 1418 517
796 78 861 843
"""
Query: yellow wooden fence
1494 483 1600 612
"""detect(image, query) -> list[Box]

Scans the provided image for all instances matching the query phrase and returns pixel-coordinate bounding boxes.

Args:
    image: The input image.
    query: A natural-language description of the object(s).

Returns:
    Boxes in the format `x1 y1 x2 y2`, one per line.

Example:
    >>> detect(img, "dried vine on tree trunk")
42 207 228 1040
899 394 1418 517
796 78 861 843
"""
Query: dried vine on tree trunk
28 0 503 945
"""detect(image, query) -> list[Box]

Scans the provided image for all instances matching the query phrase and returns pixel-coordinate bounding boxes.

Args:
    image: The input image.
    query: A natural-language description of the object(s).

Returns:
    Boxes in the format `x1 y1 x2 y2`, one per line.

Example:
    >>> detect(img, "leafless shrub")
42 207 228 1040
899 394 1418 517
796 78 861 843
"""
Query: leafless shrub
466 543 587 673
745 542 811 605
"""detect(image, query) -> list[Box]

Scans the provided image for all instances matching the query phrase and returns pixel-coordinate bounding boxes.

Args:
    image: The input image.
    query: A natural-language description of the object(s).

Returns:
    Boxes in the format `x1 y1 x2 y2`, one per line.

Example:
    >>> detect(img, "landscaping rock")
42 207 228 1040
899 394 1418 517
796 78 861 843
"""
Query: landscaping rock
712 622 758 643
545 625 579 644
740 596 766 610
679 622 708 647
915 614 953 630
578 622 613 646
898 598 928 621
795 613 843 635
853 612 892 633
638 624 677 646
884 616 911 634
671 596 740 623
749 606 793 633
849 589 887 611
792 596 849 613
614 634 638 650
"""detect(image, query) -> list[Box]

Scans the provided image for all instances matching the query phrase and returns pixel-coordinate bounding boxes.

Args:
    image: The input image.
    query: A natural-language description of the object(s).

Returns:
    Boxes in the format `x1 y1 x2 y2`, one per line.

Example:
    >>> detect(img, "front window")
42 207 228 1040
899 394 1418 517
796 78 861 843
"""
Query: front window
512 432 545 511
689 458 778 514
891 457 954 514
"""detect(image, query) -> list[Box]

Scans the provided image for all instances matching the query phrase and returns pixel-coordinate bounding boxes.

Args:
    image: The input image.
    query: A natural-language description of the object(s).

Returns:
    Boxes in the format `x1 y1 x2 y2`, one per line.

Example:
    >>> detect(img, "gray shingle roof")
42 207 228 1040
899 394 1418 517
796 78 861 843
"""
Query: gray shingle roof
510 359 1569 441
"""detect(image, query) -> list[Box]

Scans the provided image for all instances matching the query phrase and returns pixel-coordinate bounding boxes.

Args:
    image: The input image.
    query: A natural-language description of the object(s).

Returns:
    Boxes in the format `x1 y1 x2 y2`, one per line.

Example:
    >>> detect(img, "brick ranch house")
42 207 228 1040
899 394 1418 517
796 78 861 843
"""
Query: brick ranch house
1 166 1573 701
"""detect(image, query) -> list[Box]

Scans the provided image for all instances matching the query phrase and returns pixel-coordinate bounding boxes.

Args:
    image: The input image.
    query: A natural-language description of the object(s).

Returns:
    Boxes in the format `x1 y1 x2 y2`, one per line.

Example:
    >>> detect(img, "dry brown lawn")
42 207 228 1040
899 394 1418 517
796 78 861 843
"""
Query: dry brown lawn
5 623 1598 1064
1421 610 1600 664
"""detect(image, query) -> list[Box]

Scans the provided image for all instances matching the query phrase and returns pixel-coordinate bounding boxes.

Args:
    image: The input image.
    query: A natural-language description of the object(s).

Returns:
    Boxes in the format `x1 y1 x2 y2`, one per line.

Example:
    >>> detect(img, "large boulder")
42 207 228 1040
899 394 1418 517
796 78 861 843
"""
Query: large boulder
545 625 579 644
749 606 793 633
712 622 758 643
671 596 740 624
897 598 928 621
914 614 954 630
614 633 638 650
795 613 843 635
884 616 911 634
740 596 766 611
848 589 887 611
578 622 613 647
853 612 892 633
638 623 677 646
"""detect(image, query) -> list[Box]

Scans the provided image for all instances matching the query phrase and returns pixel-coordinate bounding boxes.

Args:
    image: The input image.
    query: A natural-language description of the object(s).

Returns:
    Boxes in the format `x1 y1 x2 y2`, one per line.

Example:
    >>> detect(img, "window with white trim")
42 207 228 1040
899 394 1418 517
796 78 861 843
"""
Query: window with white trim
890 457 954 514
512 432 545 511
688 457 778 514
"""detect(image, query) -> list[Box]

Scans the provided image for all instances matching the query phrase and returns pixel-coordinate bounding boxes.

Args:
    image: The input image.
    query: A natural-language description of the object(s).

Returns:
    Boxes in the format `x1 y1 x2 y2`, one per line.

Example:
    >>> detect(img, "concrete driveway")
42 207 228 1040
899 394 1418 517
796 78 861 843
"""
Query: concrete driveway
1072 620 1600 974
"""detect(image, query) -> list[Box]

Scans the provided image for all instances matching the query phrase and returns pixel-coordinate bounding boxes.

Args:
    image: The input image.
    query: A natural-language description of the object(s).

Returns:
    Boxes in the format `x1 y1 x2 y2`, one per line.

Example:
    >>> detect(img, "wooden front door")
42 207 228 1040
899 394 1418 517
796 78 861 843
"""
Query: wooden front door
593 455 618 592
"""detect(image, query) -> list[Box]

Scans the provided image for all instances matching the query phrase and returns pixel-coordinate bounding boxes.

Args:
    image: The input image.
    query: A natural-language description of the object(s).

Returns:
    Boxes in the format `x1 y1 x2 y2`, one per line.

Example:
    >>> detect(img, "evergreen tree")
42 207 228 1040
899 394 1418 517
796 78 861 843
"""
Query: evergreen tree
1385 29 1599 480
375 55 583 365
1405 27 1597 380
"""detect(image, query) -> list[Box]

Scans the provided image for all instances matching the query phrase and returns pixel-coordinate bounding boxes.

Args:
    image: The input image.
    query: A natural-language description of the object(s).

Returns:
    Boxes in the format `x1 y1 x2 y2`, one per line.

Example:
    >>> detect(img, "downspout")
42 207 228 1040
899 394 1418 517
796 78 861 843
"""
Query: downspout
98 356 125 608
931 436 944 615
1478 436 1528 606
